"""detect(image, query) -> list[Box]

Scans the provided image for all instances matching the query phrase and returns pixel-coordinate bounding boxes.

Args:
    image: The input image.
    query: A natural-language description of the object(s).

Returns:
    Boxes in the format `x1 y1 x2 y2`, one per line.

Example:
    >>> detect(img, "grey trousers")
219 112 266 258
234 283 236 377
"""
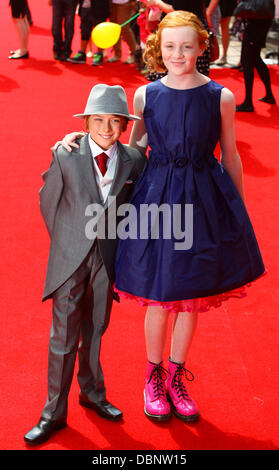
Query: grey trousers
41 241 113 422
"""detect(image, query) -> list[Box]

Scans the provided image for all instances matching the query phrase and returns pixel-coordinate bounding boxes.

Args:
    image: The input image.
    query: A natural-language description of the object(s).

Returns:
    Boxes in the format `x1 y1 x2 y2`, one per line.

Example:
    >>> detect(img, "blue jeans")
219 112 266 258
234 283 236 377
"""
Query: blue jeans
51 0 78 57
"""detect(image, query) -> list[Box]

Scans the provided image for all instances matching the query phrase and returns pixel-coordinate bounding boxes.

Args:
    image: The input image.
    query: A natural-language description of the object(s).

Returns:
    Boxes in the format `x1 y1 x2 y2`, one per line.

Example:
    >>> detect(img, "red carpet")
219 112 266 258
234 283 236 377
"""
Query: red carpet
1 1 279 452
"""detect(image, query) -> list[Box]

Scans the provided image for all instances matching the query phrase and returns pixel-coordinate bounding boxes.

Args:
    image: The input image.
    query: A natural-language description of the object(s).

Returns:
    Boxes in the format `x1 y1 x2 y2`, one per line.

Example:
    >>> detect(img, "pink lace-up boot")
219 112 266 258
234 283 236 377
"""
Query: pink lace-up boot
144 361 172 421
167 358 200 422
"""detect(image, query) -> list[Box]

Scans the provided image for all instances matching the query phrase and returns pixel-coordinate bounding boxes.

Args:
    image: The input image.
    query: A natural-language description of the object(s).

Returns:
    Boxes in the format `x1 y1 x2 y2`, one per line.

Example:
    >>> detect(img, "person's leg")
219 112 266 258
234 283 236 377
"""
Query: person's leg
41 253 94 422
120 2 137 63
144 306 171 420
10 16 29 57
77 242 122 421
26 0 33 25
109 2 122 60
144 306 198 374
9 0 30 57
67 6 88 62
24 255 94 445
51 0 64 59
218 16 231 64
167 307 200 421
170 310 198 364
63 0 78 59
77 244 113 404
145 306 169 364
236 30 255 111
254 49 276 104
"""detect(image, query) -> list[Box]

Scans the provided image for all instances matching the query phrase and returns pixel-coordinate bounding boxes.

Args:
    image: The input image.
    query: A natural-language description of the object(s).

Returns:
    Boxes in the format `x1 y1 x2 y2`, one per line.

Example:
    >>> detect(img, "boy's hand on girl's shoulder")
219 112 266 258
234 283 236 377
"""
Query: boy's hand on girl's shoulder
51 140 63 152
51 131 86 152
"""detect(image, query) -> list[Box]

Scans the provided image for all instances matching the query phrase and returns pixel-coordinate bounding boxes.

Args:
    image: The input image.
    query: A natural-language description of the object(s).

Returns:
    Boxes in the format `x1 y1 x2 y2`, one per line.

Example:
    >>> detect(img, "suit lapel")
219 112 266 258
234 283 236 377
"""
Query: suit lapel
77 137 133 208
78 135 103 204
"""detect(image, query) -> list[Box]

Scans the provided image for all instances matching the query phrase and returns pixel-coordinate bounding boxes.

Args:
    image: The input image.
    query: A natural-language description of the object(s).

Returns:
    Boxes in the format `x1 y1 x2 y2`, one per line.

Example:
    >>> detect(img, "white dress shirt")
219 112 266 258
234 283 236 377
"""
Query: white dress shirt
88 134 118 203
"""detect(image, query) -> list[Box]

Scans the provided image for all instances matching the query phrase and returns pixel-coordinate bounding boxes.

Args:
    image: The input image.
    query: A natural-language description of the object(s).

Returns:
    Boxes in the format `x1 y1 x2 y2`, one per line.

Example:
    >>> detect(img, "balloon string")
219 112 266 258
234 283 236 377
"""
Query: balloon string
120 11 142 28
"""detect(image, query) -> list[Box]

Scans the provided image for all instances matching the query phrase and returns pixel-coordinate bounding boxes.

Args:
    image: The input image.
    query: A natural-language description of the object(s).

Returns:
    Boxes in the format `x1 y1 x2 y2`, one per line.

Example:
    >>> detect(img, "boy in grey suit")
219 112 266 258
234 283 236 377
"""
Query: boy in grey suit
24 84 146 445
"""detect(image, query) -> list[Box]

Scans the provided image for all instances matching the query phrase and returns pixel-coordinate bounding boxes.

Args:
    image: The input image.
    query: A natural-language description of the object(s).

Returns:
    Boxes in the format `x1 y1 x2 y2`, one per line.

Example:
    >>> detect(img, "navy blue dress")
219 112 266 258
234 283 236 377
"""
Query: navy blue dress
114 79 265 312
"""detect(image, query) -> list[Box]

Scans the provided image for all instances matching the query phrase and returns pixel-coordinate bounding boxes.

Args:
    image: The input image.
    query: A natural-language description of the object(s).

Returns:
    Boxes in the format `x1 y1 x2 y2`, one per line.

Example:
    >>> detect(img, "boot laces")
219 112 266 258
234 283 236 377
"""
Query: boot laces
171 364 194 400
147 363 168 400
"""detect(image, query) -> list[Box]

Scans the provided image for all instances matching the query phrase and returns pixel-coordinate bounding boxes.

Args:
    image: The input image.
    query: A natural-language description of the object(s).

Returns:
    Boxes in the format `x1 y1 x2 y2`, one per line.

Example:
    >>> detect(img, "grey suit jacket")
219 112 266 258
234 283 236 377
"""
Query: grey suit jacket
39 135 146 302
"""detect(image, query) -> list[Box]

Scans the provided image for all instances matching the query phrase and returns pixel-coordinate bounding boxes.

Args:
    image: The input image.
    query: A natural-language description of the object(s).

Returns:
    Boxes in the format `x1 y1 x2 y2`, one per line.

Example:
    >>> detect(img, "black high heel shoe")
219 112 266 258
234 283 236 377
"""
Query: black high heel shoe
258 96 276 105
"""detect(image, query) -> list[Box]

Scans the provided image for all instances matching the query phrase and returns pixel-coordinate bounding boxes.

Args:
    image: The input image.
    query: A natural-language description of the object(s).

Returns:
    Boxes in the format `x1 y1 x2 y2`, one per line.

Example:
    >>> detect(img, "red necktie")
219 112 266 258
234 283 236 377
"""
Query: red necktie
96 152 108 176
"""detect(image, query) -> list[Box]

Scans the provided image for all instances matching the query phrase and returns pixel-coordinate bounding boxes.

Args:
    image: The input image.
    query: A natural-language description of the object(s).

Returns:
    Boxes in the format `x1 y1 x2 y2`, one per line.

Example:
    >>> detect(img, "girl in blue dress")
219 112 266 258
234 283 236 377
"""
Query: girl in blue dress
57 10 265 424
113 10 265 422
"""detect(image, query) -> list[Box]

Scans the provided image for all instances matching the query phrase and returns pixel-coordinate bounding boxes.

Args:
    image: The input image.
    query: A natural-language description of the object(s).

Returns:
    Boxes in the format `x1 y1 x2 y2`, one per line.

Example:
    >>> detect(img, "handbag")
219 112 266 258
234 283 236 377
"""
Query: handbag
233 0 275 20
209 32 219 62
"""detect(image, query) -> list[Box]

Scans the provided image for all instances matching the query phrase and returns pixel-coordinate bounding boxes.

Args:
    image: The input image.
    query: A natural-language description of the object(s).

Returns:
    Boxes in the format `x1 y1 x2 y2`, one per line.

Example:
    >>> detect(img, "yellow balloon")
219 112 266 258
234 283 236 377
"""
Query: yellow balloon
92 22 121 49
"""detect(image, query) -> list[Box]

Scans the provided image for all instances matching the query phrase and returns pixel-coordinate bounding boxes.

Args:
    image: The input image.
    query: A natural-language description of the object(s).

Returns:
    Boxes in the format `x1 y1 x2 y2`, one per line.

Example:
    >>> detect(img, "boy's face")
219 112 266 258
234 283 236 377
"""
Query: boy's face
87 114 126 150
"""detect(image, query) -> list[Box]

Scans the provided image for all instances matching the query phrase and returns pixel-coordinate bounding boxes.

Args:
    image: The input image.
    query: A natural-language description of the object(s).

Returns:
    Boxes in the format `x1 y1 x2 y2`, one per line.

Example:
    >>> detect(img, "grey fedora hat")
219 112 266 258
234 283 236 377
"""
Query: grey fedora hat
73 83 140 121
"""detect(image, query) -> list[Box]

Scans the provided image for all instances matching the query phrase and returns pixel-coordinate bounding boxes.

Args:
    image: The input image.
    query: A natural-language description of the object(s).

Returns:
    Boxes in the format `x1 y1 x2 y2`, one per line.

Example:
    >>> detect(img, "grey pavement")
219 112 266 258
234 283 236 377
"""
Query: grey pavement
210 18 279 69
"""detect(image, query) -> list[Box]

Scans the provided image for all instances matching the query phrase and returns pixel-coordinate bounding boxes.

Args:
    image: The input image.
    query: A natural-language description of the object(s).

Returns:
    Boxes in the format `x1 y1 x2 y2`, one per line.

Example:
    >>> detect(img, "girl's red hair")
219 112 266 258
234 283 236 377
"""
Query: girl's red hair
143 10 209 73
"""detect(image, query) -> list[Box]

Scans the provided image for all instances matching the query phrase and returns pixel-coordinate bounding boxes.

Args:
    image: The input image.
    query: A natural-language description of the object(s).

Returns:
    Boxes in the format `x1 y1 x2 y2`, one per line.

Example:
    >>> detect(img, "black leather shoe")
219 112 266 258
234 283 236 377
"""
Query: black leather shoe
236 103 254 112
79 396 123 421
24 418 67 445
54 52 64 61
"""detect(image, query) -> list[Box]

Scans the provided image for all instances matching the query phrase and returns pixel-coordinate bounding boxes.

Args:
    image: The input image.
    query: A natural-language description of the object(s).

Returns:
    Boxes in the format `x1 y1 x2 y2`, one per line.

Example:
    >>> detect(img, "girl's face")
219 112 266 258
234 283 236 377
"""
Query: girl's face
161 26 204 75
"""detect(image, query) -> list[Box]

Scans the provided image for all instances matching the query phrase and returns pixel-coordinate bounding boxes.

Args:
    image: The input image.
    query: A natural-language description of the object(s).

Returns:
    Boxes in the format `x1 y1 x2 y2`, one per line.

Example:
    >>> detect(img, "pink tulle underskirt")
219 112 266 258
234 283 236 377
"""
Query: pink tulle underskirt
114 270 267 313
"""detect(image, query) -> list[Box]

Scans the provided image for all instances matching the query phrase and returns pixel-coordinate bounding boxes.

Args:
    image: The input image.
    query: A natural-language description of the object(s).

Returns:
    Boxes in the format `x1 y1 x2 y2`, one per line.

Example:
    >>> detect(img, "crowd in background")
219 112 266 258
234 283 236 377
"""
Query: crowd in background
9 1 277 110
